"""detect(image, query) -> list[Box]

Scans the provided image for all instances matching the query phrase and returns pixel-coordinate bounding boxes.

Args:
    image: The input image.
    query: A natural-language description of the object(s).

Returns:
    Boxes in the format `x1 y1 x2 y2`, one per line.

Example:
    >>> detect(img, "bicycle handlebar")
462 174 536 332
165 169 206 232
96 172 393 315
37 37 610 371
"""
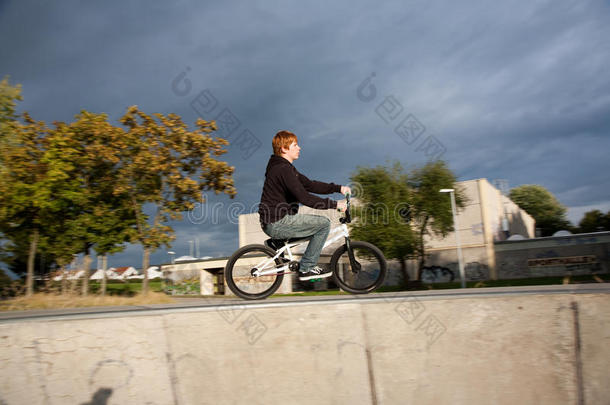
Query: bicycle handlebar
340 193 351 224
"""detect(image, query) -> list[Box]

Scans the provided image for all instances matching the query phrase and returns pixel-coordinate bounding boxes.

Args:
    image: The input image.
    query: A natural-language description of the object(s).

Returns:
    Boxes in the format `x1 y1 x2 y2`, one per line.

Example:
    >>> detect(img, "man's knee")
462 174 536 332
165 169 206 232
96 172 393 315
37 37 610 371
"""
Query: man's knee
315 215 331 231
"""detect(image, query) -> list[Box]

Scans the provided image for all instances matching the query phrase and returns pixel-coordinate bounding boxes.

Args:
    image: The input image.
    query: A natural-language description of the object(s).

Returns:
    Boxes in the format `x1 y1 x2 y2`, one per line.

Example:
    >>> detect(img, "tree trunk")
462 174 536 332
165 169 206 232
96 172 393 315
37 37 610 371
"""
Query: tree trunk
26 229 40 297
142 247 150 295
81 250 92 296
416 215 429 282
399 257 409 286
101 255 108 296
61 265 68 295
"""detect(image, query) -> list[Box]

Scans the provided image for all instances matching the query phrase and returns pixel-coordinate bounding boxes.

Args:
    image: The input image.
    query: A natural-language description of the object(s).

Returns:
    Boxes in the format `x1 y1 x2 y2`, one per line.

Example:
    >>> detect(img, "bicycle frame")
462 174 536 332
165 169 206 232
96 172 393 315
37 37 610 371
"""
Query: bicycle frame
252 223 350 277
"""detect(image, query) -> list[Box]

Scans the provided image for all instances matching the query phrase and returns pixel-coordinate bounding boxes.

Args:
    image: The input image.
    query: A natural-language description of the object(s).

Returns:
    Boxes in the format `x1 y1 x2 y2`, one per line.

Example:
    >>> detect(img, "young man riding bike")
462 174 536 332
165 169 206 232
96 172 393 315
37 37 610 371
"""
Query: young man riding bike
258 130 350 281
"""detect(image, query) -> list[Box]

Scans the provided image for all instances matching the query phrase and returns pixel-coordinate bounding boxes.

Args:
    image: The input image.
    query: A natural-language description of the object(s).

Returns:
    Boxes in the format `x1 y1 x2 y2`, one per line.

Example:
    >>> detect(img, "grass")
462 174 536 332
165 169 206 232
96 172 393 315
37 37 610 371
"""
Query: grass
0 291 175 311
0 280 171 311
88 280 164 294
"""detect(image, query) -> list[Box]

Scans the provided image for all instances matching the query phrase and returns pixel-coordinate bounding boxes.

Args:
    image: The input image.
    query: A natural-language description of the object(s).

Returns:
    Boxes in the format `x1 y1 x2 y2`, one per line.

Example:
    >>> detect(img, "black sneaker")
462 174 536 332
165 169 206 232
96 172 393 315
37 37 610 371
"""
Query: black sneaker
299 266 332 281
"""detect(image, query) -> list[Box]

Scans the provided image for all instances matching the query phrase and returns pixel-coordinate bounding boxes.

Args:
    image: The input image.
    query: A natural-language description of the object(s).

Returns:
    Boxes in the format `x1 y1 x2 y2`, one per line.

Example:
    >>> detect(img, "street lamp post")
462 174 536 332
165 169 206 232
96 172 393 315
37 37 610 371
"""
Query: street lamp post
440 188 466 288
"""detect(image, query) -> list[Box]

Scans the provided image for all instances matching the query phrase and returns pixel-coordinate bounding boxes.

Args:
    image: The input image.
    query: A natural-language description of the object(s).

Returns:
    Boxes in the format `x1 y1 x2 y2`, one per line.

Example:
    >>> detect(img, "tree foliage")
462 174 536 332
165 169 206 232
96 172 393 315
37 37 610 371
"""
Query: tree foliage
0 79 236 296
408 161 467 280
117 106 236 293
350 163 415 284
0 77 53 295
578 210 610 233
350 160 465 283
509 185 571 236
41 112 138 295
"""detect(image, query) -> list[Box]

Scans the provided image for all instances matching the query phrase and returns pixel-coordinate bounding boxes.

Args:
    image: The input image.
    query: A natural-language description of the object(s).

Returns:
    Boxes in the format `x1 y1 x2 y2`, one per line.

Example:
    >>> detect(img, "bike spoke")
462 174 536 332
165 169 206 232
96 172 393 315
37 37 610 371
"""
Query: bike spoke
226 246 285 299
331 241 387 293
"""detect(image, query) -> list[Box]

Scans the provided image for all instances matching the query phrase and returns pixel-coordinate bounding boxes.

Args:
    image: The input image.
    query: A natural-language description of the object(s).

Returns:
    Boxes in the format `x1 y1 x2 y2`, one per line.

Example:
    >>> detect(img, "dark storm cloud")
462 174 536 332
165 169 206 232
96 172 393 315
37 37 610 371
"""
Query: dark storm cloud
1 0 609 266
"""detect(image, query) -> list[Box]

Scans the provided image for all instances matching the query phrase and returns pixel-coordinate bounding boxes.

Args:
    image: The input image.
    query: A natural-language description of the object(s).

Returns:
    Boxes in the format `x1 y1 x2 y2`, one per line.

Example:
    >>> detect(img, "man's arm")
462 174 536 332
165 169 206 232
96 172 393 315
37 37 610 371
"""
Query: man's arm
280 170 338 210
297 172 341 195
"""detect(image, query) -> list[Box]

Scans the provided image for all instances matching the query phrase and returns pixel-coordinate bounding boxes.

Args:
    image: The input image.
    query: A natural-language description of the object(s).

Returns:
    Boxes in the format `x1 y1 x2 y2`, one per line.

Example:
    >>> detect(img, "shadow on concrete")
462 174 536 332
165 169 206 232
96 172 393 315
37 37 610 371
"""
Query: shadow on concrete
80 388 113 405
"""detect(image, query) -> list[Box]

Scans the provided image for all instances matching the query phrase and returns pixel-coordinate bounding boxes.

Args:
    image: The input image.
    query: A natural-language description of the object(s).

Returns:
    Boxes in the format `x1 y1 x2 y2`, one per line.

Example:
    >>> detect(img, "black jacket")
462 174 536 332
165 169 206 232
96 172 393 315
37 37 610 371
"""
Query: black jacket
258 155 341 226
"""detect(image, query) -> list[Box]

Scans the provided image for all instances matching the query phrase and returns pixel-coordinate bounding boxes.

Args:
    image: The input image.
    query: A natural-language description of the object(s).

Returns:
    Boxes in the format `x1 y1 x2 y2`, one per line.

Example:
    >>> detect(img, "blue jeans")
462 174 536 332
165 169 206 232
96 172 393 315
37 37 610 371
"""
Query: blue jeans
263 214 331 272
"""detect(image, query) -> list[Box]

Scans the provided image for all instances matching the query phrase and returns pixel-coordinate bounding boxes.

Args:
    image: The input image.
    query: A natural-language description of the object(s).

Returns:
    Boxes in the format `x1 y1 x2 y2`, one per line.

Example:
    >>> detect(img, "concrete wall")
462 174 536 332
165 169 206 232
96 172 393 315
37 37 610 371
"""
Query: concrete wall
1 287 609 404
495 232 610 279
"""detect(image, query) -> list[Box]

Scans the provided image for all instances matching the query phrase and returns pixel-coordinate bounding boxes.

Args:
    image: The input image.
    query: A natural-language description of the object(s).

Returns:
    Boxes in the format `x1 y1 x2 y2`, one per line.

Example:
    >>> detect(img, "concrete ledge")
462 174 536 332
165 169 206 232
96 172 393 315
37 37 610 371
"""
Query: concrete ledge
1 287 609 404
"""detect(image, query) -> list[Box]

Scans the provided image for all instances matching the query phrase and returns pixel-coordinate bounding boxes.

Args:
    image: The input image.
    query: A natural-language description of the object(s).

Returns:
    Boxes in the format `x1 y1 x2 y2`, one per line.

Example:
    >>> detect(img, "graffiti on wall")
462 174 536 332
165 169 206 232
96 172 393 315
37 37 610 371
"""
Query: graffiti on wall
528 255 600 273
535 250 560 259
421 266 455 283
528 255 597 267
498 253 604 279
421 262 490 282
498 257 526 278
465 262 489 281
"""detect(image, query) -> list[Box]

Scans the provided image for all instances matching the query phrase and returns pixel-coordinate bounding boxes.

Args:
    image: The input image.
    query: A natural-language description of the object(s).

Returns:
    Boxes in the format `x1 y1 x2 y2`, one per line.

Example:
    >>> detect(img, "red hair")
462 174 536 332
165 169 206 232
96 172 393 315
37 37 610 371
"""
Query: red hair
272 130 298 156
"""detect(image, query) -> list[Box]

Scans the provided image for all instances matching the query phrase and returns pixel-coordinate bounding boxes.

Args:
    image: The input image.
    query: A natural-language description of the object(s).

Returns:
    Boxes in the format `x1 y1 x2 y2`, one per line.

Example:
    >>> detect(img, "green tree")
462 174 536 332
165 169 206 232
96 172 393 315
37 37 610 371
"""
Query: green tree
578 210 610 233
350 160 465 284
509 185 571 236
117 106 236 294
409 161 467 281
350 163 415 285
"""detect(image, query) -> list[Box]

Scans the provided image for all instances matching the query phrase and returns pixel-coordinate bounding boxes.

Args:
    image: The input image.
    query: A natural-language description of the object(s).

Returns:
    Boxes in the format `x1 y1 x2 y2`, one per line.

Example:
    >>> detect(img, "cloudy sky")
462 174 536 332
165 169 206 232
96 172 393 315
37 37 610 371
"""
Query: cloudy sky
1 0 609 269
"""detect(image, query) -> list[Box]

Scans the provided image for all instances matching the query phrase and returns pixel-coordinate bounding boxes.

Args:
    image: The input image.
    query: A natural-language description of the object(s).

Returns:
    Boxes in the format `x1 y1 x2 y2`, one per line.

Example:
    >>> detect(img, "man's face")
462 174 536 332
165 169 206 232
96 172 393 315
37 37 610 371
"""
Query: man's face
283 141 301 162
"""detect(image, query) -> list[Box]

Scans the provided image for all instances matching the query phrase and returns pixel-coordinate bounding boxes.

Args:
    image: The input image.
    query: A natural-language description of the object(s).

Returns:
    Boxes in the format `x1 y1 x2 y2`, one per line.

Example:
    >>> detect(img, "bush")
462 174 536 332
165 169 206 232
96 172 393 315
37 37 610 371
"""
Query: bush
1 279 24 299
164 278 200 295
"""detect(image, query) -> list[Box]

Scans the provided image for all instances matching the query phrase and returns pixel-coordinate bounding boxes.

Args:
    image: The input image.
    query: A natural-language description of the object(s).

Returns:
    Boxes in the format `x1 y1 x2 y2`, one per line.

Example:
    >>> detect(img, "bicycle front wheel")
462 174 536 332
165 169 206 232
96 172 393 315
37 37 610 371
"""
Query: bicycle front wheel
225 244 285 300
330 241 387 294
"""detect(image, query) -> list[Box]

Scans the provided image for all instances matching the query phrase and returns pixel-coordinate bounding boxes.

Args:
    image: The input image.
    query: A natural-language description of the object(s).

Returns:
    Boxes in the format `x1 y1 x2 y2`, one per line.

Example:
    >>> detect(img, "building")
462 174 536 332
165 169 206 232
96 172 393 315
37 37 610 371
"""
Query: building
417 178 535 282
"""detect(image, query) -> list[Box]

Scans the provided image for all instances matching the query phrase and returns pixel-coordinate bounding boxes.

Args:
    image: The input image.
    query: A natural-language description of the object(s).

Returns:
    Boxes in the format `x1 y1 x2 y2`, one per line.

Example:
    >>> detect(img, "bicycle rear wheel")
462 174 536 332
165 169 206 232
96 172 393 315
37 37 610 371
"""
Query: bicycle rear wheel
225 244 285 300
330 241 387 294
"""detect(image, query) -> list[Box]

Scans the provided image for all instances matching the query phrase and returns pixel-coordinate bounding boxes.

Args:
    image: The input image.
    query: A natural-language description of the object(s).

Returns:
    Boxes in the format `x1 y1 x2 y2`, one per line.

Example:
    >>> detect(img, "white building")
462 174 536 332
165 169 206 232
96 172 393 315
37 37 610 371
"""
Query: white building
108 266 138 280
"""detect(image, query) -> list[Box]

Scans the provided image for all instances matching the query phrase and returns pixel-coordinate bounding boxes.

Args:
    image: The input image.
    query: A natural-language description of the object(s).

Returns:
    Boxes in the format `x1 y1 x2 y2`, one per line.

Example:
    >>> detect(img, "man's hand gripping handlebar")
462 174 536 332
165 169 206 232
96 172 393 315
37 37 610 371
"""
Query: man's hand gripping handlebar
338 193 351 224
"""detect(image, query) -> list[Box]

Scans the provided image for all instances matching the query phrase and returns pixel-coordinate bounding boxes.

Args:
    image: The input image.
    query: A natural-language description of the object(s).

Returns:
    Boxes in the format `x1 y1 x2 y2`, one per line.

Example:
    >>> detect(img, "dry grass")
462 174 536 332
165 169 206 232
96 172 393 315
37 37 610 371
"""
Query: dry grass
0 292 175 311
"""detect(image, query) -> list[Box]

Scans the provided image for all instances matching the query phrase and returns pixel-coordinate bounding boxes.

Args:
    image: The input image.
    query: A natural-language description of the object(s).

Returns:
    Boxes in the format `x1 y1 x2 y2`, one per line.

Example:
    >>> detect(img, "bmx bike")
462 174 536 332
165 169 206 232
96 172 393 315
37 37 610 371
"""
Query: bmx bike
225 194 387 300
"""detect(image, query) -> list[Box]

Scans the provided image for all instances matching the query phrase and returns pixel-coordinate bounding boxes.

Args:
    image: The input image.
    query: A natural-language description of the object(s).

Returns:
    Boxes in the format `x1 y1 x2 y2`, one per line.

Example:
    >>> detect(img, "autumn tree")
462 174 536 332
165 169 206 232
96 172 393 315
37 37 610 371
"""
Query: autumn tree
117 106 236 294
1 85 236 297
0 77 54 295
42 113 137 295
509 185 571 236
350 163 415 285
0 96 137 296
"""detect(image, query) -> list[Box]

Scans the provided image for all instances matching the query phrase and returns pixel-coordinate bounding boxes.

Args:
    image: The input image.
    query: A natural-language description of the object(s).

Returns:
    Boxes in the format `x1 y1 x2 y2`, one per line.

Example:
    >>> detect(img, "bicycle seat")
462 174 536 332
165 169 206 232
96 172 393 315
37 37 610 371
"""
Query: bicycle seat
265 237 312 251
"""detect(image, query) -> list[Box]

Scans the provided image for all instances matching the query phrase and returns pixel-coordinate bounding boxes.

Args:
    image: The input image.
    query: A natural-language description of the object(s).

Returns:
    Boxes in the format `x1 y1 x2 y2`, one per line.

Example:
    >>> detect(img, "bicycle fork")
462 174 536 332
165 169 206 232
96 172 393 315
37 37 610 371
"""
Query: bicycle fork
344 237 362 273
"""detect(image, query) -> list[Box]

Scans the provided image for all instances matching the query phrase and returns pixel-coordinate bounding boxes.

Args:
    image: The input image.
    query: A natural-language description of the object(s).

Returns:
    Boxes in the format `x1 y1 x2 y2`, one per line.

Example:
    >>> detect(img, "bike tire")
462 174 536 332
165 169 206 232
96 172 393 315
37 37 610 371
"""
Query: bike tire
225 244 285 300
330 241 387 294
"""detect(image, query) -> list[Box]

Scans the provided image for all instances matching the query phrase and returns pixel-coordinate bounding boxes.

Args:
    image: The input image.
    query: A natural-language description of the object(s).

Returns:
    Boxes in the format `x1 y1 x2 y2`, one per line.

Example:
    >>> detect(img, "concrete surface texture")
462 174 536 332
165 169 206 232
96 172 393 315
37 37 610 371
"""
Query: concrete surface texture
1 288 609 404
